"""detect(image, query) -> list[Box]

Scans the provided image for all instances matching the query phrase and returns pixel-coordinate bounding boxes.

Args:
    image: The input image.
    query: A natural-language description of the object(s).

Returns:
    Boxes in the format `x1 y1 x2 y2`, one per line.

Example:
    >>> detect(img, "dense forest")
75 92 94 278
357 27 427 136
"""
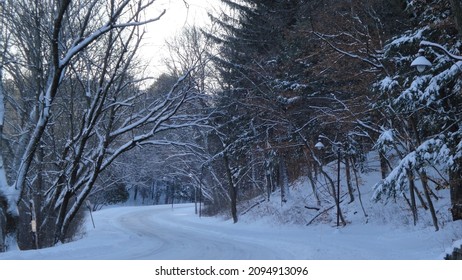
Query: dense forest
1 0 462 251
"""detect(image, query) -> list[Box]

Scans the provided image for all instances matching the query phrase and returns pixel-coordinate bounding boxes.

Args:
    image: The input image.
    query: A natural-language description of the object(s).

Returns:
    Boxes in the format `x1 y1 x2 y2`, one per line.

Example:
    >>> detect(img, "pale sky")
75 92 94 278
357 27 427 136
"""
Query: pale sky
140 0 219 76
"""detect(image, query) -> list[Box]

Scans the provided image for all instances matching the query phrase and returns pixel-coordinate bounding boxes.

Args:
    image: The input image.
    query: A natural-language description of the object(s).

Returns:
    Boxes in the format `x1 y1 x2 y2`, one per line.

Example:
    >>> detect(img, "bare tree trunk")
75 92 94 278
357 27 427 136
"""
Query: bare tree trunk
450 159 462 221
0 203 18 251
265 158 273 201
0 16 14 249
250 151 258 191
0 207 5 252
0 43 6 252
279 156 289 205
351 157 368 219
414 185 428 210
29 200 39 249
419 170 439 231
302 147 321 206
320 168 346 226
344 156 355 203
407 169 418 225
0 2 12 248
306 164 321 206
54 191 72 244
223 151 238 223
379 152 389 179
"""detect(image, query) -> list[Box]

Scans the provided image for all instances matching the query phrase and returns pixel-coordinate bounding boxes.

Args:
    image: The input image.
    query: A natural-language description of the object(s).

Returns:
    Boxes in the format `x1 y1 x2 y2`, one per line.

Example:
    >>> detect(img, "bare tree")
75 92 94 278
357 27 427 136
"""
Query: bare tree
0 0 214 250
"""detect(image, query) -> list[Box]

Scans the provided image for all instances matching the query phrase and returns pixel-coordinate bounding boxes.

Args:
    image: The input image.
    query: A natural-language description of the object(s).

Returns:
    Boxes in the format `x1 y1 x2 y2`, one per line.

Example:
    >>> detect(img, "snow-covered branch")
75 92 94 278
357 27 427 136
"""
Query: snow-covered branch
314 32 385 70
420 40 462 61
373 137 452 201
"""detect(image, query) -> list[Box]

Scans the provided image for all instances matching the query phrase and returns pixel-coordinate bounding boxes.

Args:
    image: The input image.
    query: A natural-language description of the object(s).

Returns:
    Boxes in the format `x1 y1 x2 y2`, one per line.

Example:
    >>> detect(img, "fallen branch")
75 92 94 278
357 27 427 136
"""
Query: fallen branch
306 205 335 226
304 206 321 211
241 198 266 216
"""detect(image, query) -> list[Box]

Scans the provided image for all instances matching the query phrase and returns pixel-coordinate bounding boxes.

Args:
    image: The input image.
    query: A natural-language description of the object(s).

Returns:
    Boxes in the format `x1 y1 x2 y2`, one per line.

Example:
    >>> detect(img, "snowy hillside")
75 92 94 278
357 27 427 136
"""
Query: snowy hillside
233 151 462 259
237 152 451 227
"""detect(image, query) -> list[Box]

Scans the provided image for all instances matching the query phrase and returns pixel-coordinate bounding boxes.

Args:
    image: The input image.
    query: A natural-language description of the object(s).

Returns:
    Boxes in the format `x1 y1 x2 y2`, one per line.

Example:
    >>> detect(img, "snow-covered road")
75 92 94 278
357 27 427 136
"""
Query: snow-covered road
0 204 460 259
0 204 297 259
104 205 294 259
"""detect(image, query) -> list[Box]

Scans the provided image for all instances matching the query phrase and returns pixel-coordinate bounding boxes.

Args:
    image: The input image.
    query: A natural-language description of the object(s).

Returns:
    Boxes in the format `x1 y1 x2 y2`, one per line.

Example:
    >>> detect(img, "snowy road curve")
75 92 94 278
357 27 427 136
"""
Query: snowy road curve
105 205 296 259
0 204 459 259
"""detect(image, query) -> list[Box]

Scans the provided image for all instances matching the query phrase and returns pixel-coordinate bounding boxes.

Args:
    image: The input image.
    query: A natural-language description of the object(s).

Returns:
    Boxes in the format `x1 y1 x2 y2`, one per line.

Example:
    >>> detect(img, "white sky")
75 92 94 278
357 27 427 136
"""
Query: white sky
140 0 219 76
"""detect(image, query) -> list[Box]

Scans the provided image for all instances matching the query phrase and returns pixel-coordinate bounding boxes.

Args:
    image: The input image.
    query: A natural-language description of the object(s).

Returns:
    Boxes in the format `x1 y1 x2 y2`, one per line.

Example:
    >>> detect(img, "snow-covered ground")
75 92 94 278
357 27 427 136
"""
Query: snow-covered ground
1 152 461 260
0 203 460 260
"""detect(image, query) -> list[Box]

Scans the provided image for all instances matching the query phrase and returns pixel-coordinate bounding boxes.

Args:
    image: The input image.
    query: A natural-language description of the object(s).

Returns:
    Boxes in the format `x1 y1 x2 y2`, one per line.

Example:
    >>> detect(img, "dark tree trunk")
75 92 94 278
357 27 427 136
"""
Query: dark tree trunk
419 171 439 231
264 155 273 201
134 186 138 201
351 158 368 219
223 152 238 223
407 169 418 225
54 191 72 244
265 168 273 201
450 161 462 221
319 168 346 226
0 202 7 251
379 152 389 179
279 157 289 205
450 0 462 36
0 204 18 251
306 164 321 207
344 156 355 203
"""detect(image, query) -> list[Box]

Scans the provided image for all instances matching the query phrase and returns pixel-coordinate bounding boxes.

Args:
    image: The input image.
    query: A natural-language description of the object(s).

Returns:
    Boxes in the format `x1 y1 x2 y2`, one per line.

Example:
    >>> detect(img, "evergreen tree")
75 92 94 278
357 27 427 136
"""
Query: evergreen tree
207 0 408 220
373 0 462 224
